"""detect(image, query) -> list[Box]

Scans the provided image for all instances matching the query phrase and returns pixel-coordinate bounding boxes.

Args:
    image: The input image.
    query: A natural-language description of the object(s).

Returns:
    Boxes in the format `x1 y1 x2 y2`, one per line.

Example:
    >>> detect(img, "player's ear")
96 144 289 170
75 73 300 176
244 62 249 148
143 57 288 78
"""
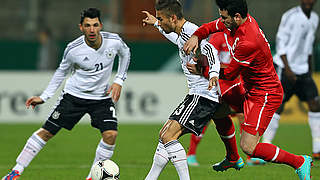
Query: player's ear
79 24 83 32
234 13 242 22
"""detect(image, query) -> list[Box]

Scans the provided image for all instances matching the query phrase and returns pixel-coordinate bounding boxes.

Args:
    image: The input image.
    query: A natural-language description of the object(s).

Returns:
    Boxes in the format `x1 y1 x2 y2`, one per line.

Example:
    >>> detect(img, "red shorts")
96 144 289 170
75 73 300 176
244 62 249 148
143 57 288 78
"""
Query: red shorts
241 92 283 136
219 79 245 113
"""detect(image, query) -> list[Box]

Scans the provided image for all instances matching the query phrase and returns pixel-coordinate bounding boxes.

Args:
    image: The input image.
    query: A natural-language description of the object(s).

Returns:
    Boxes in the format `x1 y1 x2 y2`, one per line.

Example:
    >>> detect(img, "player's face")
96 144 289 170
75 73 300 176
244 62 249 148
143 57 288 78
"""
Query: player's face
301 0 316 12
219 9 238 30
79 17 102 44
156 10 175 33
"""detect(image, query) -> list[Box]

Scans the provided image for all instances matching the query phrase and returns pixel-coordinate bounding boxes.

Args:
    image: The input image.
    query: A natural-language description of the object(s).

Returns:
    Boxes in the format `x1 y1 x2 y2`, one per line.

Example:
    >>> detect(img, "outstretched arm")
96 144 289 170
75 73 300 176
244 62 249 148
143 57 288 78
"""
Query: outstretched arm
142 11 178 45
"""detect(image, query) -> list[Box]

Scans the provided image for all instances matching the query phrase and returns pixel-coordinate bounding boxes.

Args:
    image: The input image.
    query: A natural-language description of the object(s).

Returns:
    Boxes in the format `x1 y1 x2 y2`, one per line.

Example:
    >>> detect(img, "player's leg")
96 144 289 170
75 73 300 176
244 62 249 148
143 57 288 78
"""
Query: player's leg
186 124 208 166
86 98 118 180
300 74 320 160
3 93 85 179
145 119 187 180
241 93 311 180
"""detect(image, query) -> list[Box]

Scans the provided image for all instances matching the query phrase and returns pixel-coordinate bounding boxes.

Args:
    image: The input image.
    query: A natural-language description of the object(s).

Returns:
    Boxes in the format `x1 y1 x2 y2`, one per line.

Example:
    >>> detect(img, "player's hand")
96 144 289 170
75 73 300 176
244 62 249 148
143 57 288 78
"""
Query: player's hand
208 76 218 90
186 61 201 75
284 68 297 83
142 11 157 27
107 83 122 103
25 96 44 109
183 35 199 55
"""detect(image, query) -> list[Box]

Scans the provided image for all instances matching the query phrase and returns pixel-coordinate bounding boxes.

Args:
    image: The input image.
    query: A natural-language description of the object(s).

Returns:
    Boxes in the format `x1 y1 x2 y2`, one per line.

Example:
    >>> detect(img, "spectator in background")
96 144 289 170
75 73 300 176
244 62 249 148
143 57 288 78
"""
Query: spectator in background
37 27 59 70
262 0 320 161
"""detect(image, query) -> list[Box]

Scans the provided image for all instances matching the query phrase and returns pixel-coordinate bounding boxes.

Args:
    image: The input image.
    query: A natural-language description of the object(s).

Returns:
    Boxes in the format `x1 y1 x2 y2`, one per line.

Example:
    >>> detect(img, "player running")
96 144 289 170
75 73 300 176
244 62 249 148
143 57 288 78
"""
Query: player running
142 0 243 179
183 0 313 179
2 8 130 180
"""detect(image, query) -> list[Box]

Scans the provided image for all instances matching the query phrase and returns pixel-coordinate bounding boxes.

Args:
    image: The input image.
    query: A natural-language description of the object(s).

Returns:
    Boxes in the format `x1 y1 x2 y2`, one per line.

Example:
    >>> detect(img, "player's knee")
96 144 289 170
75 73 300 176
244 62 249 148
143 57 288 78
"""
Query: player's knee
36 128 55 142
102 130 118 144
308 98 320 112
240 140 255 155
159 131 174 144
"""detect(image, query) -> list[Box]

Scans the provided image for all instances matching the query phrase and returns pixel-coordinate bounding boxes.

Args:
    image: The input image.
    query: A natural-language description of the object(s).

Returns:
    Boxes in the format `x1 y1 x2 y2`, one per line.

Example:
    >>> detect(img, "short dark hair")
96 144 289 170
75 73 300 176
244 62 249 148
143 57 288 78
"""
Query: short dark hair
216 0 248 18
80 8 102 24
155 0 184 19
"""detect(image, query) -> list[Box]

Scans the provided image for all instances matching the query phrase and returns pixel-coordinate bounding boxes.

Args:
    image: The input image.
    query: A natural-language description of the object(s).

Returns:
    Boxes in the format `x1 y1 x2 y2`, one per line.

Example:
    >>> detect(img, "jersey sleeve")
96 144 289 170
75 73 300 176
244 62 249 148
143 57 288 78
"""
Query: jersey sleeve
233 41 257 65
154 21 179 45
306 14 319 55
200 40 220 79
193 18 226 40
39 47 73 102
275 13 293 56
114 37 131 86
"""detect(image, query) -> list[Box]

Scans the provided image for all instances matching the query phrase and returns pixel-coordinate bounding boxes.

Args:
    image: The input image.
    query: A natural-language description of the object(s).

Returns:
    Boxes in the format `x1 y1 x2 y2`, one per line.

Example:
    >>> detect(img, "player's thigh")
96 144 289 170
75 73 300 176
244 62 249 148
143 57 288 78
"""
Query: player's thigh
242 93 282 136
169 94 220 136
159 120 184 143
88 98 118 133
43 93 87 135
296 74 319 103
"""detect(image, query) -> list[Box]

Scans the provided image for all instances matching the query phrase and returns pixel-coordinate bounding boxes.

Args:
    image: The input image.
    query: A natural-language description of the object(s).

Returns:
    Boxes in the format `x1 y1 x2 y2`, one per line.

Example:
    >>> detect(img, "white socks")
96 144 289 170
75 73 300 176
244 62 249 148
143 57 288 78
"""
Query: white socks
308 112 320 153
13 133 47 174
87 139 115 179
145 141 169 180
164 140 190 180
262 113 280 144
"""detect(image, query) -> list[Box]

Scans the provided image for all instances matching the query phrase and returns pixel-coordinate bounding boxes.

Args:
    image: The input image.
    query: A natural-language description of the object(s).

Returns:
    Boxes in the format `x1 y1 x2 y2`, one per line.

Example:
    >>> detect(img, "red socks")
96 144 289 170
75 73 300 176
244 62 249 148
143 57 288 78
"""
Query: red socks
187 126 207 156
252 143 304 169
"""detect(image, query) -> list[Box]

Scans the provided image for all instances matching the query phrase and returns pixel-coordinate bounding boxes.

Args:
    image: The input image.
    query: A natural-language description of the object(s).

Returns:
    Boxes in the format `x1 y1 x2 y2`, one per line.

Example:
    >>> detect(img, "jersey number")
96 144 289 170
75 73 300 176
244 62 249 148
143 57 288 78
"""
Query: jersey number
110 106 117 118
95 63 103 72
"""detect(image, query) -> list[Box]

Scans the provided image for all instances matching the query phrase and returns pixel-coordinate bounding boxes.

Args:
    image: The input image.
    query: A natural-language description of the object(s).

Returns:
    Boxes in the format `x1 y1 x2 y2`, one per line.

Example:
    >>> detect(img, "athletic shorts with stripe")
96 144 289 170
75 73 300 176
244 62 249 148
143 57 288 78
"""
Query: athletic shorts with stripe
42 93 117 135
169 94 220 136
219 78 245 113
241 91 283 136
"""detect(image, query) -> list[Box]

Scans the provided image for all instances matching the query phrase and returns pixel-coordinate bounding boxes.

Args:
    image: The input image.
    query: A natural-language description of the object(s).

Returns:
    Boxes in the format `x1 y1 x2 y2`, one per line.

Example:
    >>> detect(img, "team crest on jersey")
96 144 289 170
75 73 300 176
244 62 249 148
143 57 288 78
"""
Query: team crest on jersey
52 111 60 119
105 49 115 59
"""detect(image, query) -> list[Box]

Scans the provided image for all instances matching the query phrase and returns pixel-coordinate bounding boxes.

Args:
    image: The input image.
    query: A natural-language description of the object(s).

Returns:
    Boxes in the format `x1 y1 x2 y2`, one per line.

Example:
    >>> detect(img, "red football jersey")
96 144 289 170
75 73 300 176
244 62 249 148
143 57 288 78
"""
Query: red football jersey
194 15 282 95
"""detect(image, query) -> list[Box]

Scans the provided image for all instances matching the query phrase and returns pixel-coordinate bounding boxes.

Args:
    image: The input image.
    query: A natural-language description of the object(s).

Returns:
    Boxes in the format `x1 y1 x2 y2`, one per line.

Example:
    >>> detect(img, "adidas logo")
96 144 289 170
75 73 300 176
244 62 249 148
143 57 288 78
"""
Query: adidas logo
189 120 195 126
83 57 89 61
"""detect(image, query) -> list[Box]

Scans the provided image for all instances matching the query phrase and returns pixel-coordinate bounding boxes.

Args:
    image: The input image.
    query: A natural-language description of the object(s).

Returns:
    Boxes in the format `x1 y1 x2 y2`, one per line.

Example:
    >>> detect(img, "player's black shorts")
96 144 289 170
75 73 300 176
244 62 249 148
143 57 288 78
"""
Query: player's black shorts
42 92 117 135
275 64 319 103
169 94 220 136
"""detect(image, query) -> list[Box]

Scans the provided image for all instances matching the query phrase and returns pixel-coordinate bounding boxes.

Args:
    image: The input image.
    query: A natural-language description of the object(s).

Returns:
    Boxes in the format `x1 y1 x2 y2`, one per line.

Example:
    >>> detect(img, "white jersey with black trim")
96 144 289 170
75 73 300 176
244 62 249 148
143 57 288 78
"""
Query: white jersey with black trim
273 6 319 75
155 21 220 103
40 31 130 101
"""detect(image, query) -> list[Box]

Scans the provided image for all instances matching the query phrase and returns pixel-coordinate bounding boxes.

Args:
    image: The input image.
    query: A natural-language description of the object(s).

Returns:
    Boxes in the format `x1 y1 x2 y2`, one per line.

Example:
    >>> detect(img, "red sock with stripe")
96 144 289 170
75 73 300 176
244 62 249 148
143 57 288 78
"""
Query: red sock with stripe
252 143 304 169
214 116 240 161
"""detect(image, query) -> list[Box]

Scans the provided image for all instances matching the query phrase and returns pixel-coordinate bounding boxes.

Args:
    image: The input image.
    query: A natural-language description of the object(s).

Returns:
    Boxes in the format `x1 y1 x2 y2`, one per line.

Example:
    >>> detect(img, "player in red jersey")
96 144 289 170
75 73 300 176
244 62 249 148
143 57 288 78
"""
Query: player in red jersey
186 32 245 166
183 0 312 179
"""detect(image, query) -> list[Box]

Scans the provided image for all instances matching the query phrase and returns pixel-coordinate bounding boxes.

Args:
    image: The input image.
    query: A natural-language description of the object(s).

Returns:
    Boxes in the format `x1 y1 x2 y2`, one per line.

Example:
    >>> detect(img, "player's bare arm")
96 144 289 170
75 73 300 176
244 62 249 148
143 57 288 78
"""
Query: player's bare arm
280 54 297 83
183 35 199 55
107 83 122 103
25 96 44 109
142 11 157 26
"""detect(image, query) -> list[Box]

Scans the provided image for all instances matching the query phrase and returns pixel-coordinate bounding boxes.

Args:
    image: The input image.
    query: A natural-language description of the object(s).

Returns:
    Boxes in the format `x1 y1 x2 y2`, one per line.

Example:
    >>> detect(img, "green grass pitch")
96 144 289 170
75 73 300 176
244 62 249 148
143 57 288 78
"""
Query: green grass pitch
0 123 319 179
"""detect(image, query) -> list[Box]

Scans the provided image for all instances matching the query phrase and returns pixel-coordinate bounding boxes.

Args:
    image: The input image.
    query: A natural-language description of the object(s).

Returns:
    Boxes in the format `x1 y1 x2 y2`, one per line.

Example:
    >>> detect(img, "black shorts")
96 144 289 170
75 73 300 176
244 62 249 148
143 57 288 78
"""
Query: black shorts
275 64 319 102
169 94 220 136
42 93 117 135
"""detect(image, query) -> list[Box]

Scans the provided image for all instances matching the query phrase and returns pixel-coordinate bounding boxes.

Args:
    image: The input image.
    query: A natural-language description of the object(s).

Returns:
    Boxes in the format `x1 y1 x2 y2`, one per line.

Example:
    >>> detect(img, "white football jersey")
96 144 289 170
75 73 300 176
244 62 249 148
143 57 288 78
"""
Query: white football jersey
155 21 220 103
273 6 319 74
40 31 130 101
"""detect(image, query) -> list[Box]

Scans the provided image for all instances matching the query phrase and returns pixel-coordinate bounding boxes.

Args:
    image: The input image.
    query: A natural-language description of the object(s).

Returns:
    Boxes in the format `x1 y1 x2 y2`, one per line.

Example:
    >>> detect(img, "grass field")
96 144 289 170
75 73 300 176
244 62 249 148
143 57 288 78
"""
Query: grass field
0 123 319 180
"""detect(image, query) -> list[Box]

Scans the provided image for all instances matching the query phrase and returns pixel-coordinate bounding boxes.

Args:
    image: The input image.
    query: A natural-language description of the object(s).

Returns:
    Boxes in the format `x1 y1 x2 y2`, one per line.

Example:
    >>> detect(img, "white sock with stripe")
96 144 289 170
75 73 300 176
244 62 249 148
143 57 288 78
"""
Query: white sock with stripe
145 140 169 180
262 113 280 144
13 133 47 174
87 139 115 179
164 140 190 180
308 112 320 153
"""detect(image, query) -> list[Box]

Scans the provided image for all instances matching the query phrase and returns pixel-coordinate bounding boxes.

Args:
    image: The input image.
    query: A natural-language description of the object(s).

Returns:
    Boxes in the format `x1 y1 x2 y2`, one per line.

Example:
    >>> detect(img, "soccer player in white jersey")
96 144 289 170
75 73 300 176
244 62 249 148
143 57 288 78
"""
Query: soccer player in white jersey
142 1 243 179
2 8 130 180
262 0 320 160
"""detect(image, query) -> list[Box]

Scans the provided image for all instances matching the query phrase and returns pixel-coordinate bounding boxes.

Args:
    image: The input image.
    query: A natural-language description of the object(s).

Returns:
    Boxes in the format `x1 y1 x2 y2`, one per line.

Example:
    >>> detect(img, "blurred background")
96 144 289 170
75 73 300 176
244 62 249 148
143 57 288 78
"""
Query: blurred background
0 0 319 123
1 0 320 71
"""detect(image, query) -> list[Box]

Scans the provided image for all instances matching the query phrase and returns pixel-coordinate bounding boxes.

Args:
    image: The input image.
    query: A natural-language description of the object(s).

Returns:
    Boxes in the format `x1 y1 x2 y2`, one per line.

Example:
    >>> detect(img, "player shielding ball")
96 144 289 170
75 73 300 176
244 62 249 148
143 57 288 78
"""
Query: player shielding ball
142 0 243 179
183 0 313 179
2 8 130 180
